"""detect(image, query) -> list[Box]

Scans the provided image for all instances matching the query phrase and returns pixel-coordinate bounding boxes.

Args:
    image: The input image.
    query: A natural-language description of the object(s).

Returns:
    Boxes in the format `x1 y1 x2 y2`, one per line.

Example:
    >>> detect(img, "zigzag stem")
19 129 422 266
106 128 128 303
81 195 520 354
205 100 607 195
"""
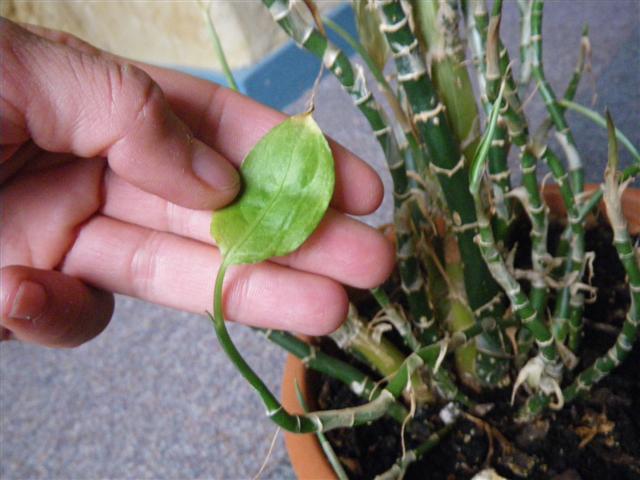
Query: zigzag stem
374 420 457 480
542 149 587 350
215 282 482 433
472 179 559 368
259 328 409 423
469 88 560 382
466 0 489 106
212 264 424 433
323 16 429 172
542 29 594 340
522 120 639 419
263 0 437 341
375 0 509 386
532 0 584 193
484 0 513 245
482 0 553 339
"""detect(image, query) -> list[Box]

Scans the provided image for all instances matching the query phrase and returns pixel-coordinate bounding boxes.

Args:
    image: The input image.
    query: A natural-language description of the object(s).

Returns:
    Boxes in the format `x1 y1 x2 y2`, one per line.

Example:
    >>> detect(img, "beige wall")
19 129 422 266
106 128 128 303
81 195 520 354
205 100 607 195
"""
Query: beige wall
2 1 343 70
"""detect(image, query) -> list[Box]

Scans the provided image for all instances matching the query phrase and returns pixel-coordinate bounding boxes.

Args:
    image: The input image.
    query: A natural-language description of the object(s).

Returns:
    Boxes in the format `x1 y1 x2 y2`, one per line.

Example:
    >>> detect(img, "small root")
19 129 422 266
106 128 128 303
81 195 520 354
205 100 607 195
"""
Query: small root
253 427 280 480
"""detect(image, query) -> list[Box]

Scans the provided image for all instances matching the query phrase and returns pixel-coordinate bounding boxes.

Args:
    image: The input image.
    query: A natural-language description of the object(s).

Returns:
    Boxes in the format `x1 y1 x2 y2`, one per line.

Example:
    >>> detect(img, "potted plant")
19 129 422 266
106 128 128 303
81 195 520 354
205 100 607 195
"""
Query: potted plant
207 0 639 478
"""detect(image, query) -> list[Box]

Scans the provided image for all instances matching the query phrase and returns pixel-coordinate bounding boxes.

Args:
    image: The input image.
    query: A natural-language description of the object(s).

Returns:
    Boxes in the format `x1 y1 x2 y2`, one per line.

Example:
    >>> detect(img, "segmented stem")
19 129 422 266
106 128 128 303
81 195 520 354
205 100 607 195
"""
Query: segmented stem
212 265 419 433
261 328 408 422
375 0 504 330
469 90 559 369
484 0 513 245
413 0 480 162
472 183 558 366
263 0 437 341
331 307 434 403
467 0 489 105
376 0 511 387
374 421 457 480
543 148 587 349
532 0 584 193
518 0 534 87
523 121 639 418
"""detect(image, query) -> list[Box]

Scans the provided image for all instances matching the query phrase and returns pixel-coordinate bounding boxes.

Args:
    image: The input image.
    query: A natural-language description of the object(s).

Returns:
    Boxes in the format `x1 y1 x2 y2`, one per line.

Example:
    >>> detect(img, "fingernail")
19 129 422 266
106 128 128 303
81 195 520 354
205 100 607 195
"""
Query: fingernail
192 141 240 193
10 281 47 322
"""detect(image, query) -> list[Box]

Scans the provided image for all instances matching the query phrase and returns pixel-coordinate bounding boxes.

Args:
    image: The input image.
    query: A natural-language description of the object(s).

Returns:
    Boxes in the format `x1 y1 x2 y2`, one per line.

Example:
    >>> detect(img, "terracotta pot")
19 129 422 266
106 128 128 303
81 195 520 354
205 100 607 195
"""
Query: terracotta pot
282 186 639 479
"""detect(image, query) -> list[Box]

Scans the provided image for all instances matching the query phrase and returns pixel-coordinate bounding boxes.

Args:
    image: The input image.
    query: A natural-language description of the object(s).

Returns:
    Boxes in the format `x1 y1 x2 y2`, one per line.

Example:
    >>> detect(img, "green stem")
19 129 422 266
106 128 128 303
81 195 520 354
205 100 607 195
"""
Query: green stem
469 91 559 370
264 0 438 340
294 383 350 480
413 0 481 163
374 421 457 480
559 100 640 163
200 1 239 92
261 328 408 423
466 0 489 107
532 0 584 193
324 15 428 173
518 0 534 87
562 25 590 106
522 124 640 418
378 0 512 388
375 0 506 347
543 148 587 351
484 0 515 245
212 264 415 433
331 308 435 404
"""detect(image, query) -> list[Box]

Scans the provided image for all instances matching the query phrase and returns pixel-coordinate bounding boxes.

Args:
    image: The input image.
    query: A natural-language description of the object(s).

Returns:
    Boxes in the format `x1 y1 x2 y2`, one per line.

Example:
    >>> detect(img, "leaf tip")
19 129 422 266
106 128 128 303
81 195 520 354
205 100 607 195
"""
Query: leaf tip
605 108 619 172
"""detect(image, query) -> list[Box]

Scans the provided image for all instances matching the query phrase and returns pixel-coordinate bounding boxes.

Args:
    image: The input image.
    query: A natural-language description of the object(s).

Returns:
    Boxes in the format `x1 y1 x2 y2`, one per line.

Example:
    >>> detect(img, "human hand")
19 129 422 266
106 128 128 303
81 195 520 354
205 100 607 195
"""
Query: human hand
0 19 395 347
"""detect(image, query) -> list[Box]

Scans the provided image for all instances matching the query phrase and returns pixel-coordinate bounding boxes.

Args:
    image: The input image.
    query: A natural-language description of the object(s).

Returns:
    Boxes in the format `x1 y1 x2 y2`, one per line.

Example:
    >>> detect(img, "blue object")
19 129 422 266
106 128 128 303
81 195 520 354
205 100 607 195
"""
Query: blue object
177 4 357 110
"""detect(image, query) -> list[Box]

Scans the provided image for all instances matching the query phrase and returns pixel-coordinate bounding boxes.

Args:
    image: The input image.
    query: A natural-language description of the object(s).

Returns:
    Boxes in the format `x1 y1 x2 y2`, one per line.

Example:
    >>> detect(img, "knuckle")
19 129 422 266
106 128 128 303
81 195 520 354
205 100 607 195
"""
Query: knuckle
224 266 253 321
199 82 231 143
108 62 165 136
129 230 163 299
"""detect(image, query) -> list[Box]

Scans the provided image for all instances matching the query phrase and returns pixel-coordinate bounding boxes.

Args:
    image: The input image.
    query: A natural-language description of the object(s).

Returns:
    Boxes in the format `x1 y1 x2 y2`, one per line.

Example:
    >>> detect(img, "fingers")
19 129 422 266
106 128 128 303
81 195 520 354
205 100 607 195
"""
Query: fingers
0 265 114 347
139 65 384 215
16 22 384 216
102 170 395 288
13 21 384 215
0 158 106 268
61 216 348 335
0 19 239 210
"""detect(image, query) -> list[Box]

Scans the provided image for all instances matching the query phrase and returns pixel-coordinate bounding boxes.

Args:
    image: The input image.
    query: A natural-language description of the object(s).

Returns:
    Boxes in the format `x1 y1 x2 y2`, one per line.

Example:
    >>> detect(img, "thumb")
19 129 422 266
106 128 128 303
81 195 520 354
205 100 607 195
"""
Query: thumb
0 266 114 348
0 19 239 210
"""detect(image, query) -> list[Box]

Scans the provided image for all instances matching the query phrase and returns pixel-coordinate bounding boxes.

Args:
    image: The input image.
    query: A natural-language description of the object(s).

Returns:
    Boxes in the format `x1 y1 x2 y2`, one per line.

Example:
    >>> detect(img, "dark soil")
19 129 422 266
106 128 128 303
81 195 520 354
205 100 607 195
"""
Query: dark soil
316 215 640 479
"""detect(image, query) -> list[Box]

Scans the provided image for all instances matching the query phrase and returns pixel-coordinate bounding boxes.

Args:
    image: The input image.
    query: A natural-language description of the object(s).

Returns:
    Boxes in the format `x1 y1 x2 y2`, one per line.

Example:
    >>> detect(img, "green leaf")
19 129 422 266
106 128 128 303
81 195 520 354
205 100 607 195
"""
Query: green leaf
211 113 335 266
353 0 389 72
469 79 506 195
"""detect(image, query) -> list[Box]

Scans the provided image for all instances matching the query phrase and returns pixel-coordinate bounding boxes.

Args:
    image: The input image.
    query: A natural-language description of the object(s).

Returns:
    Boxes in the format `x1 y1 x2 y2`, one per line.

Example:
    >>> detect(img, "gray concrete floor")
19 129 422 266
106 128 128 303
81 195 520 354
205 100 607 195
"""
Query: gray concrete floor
1 2 638 479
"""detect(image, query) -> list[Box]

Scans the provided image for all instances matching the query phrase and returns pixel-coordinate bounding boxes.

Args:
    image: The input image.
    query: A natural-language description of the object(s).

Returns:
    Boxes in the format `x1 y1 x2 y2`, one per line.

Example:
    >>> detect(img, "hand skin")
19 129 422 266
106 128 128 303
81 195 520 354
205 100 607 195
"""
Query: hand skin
0 19 395 347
